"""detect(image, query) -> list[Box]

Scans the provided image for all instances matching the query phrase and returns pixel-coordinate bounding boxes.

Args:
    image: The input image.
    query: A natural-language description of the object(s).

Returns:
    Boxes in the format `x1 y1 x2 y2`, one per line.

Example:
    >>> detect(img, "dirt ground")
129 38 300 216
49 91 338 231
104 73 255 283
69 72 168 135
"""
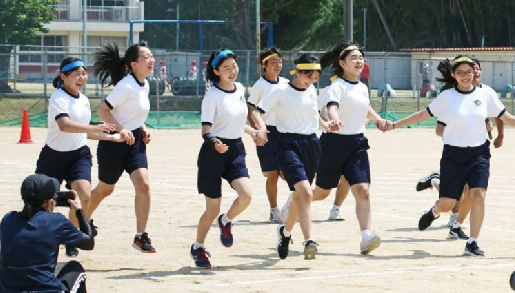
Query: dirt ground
1 127 515 292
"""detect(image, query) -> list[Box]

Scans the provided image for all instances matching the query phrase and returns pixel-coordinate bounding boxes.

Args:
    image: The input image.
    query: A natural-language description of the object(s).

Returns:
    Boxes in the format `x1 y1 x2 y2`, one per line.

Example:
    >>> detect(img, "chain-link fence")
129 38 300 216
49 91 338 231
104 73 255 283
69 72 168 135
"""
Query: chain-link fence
1 44 515 128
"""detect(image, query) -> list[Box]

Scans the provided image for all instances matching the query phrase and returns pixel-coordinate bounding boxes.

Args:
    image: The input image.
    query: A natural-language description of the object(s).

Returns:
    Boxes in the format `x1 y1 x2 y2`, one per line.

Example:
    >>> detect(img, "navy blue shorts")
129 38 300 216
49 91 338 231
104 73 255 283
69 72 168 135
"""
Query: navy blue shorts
256 125 279 172
197 138 249 199
316 133 371 189
439 140 491 200
97 127 148 185
35 145 92 186
277 133 321 191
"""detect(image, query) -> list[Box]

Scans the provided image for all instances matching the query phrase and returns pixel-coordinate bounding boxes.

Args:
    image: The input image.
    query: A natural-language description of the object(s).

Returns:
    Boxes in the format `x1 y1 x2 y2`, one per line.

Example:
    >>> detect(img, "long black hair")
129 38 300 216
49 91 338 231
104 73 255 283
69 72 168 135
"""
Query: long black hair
294 53 321 77
205 49 237 83
321 42 364 78
436 54 475 92
260 47 282 72
52 57 85 89
94 41 149 87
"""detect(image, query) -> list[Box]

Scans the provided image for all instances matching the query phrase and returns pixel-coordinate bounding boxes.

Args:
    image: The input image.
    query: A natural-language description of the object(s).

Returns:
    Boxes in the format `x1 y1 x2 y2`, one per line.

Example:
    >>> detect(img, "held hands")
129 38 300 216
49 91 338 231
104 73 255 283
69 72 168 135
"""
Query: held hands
321 119 343 132
376 119 395 132
93 122 116 133
120 129 135 145
253 128 269 146
493 135 504 148
67 190 82 211
214 139 229 153
142 128 152 144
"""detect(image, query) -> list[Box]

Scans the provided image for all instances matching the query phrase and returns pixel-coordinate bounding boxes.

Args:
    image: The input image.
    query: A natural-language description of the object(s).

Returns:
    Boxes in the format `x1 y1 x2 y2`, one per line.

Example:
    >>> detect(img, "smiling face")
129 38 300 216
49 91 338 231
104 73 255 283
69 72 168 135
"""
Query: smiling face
61 67 88 95
451 63 474 90
131 47 155 78
214 57 239 85
294 70 320 89
472 63 482 85
264 55 283 77
339 49 364 79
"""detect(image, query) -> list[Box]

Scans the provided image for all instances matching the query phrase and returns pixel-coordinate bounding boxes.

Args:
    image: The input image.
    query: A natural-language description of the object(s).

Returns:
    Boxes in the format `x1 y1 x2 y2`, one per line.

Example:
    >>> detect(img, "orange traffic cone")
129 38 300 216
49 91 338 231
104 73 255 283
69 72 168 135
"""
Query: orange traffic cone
18 108 33 144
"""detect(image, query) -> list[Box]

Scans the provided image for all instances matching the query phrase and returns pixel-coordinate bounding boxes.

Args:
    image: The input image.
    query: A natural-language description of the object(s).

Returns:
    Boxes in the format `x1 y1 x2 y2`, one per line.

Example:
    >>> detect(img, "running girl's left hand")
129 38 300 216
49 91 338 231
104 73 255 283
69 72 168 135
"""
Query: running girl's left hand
493 135 503 148
142 128 152 144
328 119 343 132
254 128 268 146
93 122 116 133
320 120 332 132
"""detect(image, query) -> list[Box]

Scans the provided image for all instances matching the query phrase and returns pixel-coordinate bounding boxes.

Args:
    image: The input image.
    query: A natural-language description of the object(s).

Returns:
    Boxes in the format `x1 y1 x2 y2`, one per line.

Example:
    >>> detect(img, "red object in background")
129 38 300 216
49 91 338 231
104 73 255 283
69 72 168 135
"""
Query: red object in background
361 62 371 79
18 109 33 144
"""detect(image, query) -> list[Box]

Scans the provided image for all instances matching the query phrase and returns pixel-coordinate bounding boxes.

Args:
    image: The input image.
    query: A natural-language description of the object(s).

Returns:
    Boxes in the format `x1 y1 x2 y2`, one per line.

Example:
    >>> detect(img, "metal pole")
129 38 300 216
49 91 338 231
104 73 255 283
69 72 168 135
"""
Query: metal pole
82 0 87 93
43 47 48 98
344 0 353 42
176 3 180 51
13 46 17 91
256 0 261 78
372 0 397 51
363 8 367 50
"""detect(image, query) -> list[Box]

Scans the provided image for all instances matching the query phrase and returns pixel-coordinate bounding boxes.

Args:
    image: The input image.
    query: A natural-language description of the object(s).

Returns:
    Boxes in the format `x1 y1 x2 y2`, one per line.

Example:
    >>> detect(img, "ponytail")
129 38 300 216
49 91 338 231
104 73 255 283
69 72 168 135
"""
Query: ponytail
52 57 84 89
94 41 149 87
321 42 364 79
21 203 34 221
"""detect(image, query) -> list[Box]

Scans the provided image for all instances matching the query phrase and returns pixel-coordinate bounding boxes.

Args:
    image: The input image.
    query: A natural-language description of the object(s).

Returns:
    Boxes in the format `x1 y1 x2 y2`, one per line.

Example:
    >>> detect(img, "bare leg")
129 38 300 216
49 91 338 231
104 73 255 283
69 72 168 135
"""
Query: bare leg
457 185 471 224
469 187 486 238
68 179 92 227
334 176 350 206
286 180 313 240
130 168 151 233
196 197 222 244
264 171 279 208
351 183 372 231
226 177 252 220
87 180 115 219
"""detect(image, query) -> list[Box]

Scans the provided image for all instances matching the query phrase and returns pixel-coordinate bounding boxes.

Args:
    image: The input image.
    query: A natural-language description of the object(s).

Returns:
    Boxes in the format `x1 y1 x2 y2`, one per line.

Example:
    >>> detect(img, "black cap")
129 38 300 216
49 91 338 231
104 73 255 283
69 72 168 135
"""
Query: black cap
20 174 60 205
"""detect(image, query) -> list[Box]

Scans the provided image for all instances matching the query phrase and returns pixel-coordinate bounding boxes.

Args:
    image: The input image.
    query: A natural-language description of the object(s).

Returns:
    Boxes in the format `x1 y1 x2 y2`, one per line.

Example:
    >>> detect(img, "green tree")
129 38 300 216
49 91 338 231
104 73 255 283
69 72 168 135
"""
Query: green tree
0 0 57 92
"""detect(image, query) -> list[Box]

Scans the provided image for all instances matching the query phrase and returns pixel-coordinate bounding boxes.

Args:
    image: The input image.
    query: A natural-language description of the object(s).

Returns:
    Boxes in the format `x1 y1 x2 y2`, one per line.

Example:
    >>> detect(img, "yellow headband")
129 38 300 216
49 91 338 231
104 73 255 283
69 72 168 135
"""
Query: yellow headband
451 56 474 66
289 63 321 75
339 45 360 58
261 53 278 64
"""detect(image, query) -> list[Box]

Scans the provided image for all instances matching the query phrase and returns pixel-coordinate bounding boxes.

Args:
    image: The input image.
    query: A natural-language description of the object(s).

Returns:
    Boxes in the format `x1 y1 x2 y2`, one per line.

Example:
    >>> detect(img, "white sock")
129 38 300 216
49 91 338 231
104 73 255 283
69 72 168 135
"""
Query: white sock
304 238 313 244
361 230 373 239
271 207 279 212
467 237 477 244
193 241 205 250
431 178 439 188
452 222 461 229
221 214 232 226
283 229 291 238
332 204 340 210
430 206 438 217
135 232 143 238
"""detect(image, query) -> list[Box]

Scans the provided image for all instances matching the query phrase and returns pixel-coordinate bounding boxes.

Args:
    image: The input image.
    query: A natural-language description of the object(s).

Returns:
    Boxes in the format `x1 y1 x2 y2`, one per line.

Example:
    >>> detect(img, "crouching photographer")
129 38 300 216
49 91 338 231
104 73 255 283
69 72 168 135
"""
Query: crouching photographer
0 174 95 292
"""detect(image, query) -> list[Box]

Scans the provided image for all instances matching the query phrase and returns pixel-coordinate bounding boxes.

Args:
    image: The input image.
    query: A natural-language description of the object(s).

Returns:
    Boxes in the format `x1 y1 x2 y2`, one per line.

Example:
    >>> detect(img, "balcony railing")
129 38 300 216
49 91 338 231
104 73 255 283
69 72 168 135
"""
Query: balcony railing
53 5 142 22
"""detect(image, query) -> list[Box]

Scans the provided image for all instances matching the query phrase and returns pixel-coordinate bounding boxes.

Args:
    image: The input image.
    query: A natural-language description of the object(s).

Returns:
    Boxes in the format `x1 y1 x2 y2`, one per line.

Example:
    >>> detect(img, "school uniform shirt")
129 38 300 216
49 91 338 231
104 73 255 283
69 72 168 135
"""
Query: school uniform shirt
319 77 370 135
0 209 83 292
105 73 150 131
247 76 289 126
427 86 505 147
201 82 247 139
46 88 91 152
258 83 319 135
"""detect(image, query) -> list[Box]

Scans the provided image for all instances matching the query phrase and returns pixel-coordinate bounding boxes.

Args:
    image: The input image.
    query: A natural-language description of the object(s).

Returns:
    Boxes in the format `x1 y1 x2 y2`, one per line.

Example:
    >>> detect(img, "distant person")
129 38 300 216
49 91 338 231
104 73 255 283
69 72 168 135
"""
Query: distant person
0 174 95 292
360 59 371 96
159 59 171 91
190 60 198 80
421 63 431 97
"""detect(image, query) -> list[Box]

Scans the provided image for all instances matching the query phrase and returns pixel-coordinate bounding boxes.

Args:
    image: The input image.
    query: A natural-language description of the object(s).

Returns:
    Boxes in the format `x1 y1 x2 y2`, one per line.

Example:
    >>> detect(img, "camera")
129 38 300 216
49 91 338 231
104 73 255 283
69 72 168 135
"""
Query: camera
54 191 74 207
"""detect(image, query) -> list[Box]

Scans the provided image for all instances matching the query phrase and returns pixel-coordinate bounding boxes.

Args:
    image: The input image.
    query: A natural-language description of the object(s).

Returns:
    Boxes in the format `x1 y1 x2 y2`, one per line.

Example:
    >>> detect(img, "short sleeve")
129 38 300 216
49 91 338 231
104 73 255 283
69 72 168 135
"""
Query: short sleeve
247 81 263 106
317 87 330 112
258 87 282 114
485 89 506 118
200 92 217 125
326 82 346 107
427 93 446 117
57 214 83 246
106 83 131 110
49 95 70 121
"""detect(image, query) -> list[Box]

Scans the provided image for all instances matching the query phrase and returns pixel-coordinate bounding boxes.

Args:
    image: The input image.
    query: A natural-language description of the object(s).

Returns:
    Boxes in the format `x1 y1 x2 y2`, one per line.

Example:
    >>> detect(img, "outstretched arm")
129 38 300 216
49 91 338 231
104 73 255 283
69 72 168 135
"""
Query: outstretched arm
391 109 431 130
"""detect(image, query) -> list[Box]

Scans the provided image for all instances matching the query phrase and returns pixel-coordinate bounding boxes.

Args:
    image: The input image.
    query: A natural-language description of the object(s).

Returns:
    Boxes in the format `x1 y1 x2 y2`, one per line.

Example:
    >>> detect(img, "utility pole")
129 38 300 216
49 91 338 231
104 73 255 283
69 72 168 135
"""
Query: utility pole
344 0 353 42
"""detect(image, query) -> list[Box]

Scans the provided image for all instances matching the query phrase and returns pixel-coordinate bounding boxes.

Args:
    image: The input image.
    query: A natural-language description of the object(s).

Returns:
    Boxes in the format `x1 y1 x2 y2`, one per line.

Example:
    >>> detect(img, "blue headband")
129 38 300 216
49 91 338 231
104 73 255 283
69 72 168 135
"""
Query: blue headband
57 61 85 88
211 50 234 68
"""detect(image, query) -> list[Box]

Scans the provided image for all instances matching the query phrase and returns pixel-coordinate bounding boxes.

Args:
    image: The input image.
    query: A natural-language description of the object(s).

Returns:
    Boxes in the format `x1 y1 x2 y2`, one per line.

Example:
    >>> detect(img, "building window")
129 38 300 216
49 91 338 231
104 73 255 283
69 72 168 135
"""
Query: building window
88 0 126 6
84 36 127 52
19 35 68 63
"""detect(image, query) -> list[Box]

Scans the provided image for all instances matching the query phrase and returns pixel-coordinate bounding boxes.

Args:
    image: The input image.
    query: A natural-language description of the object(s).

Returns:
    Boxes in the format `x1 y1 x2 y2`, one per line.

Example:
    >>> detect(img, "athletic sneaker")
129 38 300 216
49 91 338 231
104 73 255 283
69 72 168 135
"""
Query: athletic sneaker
132 232 156 253
447 213 457 227
303 240 319 260
360 233 381 255
415 171 440 191
90 219 98 237
418 208 439 231
328 207 344 221
280 193 293 224
190 244 212 269
463 241 484 256
277 224 292 260
217 214 233 247
269 208 281 222
65 245 79 257
448 227 469 240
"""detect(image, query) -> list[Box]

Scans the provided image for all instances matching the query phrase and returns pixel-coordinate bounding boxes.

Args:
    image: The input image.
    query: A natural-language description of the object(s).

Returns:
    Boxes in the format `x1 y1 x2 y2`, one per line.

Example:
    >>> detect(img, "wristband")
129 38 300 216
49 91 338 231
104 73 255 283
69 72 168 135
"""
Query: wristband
202 132 217 147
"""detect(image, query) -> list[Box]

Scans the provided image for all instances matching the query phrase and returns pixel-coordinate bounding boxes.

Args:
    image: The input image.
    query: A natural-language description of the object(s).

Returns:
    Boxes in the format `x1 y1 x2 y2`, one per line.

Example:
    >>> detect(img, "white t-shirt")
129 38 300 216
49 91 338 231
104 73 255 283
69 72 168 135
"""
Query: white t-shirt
428 86 505 147
105 73 150 131
247 76 289 126
319 77 369 134
258 83 319 135
46 88 91 152
201 82 247 139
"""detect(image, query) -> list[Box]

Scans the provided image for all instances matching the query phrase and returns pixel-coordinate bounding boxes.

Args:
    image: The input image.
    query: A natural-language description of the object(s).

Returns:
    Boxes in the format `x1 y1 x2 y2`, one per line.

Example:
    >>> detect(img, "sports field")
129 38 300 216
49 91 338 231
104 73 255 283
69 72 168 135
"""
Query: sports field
1 127 515 292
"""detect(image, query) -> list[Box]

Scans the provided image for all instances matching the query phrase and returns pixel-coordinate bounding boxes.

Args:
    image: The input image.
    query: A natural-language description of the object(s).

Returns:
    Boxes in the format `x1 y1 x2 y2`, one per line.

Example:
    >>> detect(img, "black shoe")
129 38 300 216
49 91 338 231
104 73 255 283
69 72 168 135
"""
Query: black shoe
448 227 469 240
65 245 79 257
190 244 212 269
90 219 98 237
132 232 156 253
277 224 292 260
463 241 484 256
418 208 439 231
416 171 440 191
